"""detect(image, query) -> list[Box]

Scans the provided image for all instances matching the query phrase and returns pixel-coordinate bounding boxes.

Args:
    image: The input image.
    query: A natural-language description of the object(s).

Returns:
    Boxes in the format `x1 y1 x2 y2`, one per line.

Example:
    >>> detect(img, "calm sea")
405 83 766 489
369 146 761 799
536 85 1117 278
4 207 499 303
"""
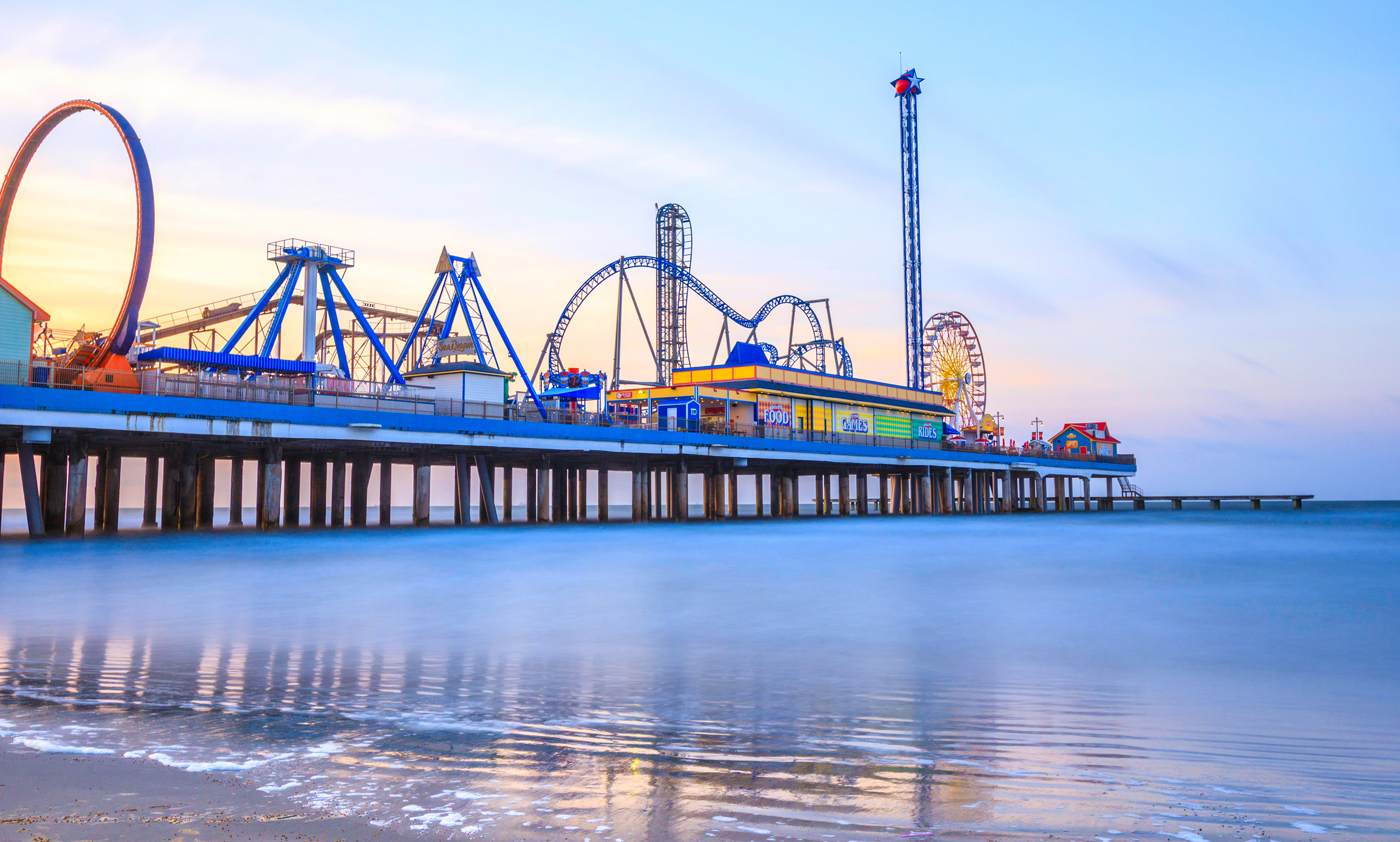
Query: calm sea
1 504 1396 841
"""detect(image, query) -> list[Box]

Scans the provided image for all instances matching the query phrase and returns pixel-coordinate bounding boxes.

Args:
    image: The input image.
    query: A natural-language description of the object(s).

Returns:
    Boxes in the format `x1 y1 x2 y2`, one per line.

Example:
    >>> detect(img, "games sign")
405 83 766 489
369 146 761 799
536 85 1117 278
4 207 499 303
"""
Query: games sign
837 408 872 435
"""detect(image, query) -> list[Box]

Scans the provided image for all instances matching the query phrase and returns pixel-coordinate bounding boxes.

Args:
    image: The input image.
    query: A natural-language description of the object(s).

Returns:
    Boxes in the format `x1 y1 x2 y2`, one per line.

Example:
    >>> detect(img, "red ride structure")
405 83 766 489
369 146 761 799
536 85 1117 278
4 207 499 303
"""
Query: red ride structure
0 100 155 390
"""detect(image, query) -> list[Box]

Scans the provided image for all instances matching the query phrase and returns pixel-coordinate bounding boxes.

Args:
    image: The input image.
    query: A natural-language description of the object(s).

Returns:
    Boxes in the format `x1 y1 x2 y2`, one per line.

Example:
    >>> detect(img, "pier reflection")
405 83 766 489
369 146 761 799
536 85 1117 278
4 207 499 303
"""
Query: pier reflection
0 624 1025 839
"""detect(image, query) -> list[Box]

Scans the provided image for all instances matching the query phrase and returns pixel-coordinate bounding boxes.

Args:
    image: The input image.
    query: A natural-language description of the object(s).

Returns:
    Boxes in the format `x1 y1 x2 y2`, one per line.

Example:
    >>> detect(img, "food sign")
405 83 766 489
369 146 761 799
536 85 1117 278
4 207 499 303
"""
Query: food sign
758 399 792 427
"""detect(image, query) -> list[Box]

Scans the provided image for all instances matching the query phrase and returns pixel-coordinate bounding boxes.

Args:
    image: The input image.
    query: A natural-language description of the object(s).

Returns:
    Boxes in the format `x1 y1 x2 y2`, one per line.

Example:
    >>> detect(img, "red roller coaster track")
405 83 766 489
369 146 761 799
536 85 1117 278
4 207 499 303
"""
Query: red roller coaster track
0 99 155 370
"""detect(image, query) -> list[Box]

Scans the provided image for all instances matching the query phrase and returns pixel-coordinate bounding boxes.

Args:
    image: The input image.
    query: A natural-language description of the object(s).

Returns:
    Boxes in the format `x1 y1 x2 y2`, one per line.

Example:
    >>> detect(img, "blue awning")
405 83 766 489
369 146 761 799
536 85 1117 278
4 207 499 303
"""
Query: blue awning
138 347 316 374
539 384 601 400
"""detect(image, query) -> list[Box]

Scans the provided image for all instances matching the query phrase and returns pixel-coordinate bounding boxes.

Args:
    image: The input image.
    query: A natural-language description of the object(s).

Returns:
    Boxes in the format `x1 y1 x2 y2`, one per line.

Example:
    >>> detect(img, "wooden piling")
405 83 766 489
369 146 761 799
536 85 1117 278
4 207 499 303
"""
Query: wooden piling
454 454 471 526
412 455 431 526
526 464 539 523
577 466 587 522
282 457 301 527
551 461 566 524
598 467 609 522
144 456 160 527
259 445 282 530
310 456 328 527
64 441 88 537
676 465 689 521
537 464 551 523
229 458 244 526
163 454 180 530
17 441 44 537
350 455 370 527
331 458 346 527
503 466 515 522
476 455 499 525
41 444 66 535
565 467 577 522
93 449 107 530
379 459 393 525
196 453 215 528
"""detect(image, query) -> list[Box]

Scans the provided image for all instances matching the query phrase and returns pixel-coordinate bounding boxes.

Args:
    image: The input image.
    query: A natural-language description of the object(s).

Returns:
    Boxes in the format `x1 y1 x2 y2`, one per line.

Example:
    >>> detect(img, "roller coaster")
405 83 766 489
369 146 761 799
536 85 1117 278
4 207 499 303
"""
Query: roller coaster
0 100 153 386
536 205 854 390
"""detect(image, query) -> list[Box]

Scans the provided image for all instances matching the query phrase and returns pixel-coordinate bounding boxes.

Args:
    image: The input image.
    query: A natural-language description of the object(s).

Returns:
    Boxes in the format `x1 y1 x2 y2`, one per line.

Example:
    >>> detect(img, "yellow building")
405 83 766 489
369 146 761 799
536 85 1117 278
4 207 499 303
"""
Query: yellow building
606 362 953 439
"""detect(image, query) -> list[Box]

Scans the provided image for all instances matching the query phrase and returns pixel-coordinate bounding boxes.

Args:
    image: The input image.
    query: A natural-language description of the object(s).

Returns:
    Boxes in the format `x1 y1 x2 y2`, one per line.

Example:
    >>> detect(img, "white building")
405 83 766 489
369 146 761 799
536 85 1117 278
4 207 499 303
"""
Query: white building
403 360 512 405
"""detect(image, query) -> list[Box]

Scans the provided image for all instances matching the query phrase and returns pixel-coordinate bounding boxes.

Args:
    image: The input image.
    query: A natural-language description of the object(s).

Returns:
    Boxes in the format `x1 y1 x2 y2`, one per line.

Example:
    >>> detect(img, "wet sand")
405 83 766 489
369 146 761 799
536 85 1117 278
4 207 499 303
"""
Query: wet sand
0 746 412 842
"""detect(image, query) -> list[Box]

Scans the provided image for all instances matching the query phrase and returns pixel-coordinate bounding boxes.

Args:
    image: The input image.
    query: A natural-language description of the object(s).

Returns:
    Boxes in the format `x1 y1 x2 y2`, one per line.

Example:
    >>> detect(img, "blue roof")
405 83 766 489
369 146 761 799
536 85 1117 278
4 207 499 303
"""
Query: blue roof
137 347 316 374
540 384 601 400
724 342 770 366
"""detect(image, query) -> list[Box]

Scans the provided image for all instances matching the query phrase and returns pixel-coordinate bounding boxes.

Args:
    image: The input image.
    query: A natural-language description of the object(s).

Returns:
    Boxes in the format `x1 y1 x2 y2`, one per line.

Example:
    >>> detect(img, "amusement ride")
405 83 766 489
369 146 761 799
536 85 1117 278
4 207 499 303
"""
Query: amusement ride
2 67 991 431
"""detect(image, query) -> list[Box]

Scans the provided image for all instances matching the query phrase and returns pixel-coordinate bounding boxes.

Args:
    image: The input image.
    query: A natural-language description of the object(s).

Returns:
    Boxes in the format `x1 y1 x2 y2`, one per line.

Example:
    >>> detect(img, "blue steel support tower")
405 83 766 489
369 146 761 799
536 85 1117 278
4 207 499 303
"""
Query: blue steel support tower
892 68 925 389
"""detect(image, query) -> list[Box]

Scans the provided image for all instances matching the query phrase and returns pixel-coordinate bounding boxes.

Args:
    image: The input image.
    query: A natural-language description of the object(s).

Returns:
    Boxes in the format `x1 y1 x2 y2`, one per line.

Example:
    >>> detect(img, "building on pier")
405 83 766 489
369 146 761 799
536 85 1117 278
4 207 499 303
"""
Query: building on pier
403 359 512 405
606 362 954 437
0 276 48 376
1050 422 1120 457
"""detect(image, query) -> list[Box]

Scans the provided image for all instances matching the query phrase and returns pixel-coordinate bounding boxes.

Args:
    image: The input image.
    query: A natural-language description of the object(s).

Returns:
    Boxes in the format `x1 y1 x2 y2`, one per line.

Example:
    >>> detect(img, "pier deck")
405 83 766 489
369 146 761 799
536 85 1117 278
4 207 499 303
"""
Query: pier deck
1 382 1144 536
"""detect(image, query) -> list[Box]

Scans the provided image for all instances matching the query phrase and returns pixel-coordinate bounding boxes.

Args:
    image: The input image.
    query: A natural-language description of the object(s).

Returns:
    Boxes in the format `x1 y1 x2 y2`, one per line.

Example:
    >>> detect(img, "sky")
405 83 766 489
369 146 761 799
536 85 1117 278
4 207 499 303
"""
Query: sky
0 1 1397 499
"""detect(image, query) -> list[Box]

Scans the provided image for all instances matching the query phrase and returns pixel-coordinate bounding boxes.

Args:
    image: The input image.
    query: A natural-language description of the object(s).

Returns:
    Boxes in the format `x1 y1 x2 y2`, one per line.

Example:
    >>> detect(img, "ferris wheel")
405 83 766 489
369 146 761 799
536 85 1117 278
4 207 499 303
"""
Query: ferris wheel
921 311 986 432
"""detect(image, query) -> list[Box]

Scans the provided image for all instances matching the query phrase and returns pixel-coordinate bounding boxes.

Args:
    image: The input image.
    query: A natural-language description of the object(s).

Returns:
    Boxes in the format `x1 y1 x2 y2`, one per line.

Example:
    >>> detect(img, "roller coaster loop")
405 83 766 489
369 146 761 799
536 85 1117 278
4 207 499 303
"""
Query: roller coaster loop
786 339 854 379
0 100 155 366
544 255 831 380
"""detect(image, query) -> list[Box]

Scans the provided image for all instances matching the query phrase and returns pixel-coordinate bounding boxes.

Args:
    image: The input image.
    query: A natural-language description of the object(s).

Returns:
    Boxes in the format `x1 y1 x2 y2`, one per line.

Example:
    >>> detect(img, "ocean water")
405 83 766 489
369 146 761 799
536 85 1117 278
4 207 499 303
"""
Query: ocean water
0 504 1396 841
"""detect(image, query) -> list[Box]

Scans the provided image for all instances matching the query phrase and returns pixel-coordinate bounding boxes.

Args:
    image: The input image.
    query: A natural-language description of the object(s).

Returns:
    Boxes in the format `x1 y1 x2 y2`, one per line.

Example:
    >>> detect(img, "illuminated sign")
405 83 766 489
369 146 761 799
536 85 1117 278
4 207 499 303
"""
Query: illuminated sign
875 415 912 437
837 409 871 434
913 420 941 440
758 399 792 427
435 335 477 356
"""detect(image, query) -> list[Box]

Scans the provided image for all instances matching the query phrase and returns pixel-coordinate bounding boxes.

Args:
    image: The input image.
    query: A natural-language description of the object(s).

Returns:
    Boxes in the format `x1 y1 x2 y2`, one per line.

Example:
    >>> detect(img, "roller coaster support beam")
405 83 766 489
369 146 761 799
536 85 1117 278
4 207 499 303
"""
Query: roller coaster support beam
394 272 445 372
301 259 321 364
543 256 832 380
260 261 301 358
459 259 547 418
324 267 405 385
221 261 296 355
320 272 351 376
449 254 498 370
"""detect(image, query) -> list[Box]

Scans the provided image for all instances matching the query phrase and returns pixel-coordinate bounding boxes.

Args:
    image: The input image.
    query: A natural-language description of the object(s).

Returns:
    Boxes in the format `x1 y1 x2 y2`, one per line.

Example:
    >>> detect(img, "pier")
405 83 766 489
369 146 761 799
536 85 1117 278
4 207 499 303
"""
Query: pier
0 380 1138 538
0 101 1312 540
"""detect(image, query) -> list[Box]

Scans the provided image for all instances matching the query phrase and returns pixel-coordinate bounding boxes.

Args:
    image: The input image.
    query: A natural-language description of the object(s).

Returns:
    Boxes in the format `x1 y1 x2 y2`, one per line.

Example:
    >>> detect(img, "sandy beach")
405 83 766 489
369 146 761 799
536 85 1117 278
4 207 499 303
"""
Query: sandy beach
0 746 410 842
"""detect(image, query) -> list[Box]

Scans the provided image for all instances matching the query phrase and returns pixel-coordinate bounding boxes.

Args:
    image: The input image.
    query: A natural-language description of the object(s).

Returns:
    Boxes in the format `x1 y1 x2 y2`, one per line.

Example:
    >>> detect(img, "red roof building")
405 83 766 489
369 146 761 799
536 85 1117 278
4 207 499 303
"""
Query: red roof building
1050 422 1120 457
0 276 49 375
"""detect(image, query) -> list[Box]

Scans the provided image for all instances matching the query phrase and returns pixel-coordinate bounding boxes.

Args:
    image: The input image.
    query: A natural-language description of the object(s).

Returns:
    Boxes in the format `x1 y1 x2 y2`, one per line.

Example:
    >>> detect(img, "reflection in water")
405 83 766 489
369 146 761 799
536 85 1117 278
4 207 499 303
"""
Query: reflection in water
1 627 1013 838
1 507 1398 840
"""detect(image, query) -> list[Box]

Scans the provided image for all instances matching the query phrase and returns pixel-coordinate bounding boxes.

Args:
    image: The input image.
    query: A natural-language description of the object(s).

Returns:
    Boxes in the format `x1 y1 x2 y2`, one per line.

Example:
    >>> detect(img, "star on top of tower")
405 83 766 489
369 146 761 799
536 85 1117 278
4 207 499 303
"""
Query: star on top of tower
891 69 923 96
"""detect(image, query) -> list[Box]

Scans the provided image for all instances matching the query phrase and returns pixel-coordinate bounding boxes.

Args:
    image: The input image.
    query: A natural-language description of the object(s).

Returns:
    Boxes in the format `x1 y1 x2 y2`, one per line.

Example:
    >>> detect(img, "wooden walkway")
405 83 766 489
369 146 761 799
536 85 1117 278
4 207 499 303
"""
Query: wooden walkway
1126 494 1313 510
